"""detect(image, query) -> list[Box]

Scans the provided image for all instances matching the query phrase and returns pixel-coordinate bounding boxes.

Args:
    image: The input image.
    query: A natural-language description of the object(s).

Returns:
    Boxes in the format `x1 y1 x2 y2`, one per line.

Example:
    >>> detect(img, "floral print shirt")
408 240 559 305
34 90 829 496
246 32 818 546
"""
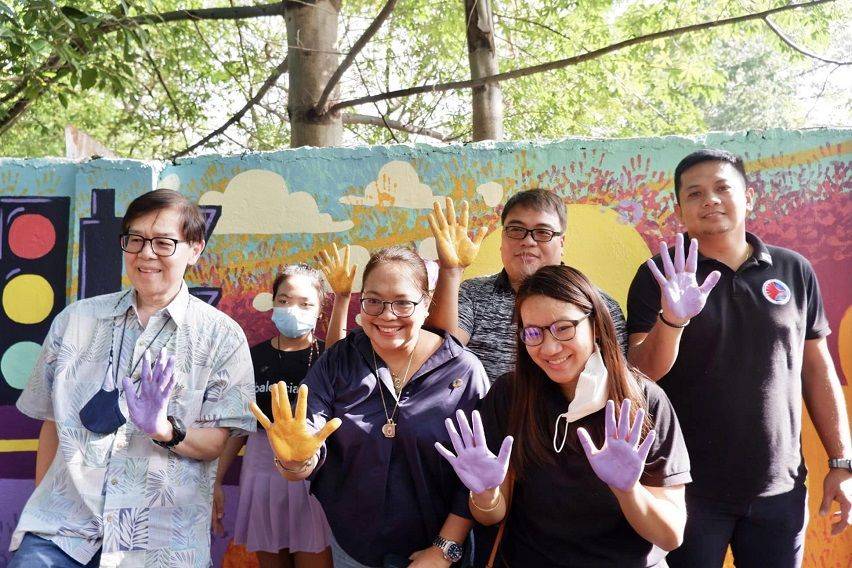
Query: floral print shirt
11 284 256 567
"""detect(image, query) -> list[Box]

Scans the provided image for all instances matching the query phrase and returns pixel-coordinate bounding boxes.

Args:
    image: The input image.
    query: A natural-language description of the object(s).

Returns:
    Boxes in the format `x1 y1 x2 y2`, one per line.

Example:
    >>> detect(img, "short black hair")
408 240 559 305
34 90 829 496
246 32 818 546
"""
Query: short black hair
673 149 747 204
501 188 566 231
122 189 206 243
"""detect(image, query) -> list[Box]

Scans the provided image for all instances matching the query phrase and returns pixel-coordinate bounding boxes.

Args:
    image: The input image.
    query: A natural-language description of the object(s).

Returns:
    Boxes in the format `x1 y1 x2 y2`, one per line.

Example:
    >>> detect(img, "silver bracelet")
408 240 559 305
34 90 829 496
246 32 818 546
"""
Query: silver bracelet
273 454 315 474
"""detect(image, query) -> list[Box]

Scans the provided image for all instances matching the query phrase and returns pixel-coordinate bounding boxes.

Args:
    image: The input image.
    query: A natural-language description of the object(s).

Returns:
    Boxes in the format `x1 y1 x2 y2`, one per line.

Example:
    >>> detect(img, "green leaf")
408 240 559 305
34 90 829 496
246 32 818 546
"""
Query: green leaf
60 6 88 20
0 2 14 19
80 68 97 89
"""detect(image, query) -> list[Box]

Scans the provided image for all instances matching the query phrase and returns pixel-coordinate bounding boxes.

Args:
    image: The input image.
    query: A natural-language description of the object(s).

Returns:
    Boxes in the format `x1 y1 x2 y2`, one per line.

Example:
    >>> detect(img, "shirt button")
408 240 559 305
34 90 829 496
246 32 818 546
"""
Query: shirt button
111 478 118 485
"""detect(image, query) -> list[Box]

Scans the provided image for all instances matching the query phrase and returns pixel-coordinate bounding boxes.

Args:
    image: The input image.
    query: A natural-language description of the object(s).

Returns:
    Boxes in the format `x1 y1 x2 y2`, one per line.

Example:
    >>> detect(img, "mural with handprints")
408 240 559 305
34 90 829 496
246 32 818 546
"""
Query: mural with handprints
0 130 849 566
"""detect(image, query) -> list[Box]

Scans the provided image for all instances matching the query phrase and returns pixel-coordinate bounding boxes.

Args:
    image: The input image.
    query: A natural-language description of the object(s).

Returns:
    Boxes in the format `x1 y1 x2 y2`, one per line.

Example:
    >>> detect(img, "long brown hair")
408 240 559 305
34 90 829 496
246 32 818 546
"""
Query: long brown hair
507 265 649 477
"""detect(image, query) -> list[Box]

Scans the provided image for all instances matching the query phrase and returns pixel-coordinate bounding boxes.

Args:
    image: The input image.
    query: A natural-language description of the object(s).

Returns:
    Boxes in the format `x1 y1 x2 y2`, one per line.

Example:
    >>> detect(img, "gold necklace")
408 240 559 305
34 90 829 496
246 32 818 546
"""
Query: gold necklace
372 343 417 438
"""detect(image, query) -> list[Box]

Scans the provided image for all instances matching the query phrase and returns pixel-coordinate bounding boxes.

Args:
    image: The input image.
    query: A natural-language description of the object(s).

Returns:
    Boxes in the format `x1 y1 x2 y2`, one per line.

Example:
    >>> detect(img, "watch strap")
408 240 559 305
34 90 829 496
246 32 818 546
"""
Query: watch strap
828 458 852 471
433 536 463 562
153 416 186 449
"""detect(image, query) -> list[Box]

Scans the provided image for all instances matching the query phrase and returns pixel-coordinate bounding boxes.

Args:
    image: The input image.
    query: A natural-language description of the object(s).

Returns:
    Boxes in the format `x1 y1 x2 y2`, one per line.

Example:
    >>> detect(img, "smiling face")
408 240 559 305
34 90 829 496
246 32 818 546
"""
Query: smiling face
500 205 565 286
675 160 754 238
124 207 204 306
519 294 595 396
359 261 429 353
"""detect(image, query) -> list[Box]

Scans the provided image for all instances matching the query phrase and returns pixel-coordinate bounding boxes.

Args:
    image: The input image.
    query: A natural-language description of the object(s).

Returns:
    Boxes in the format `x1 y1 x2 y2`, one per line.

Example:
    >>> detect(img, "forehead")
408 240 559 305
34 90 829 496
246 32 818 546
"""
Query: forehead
519 294 587 325
274 273 320 299
363 262 423 298
503 205 561 228
680 161 745 188
127 207 184 237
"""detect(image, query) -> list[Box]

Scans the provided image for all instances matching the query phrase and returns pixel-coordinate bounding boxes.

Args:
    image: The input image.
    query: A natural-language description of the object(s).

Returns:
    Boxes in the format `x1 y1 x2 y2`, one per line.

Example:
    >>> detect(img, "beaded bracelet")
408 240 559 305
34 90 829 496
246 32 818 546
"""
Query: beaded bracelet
273 454 314 474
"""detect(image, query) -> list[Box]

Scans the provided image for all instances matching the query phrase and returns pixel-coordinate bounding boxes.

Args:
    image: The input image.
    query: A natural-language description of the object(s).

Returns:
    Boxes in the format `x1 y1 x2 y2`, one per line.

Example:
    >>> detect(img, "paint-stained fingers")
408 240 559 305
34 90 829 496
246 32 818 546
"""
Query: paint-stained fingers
577 427 598 458
628 408 645 446
674 233 686 273
294 384 308 423
471 410 487 448
459 200 470 230
686 237 699 273
636 429 656 464
315 417 341 443
659 241 676 280
342 244 351 271
604 400 616 440
250 402 273 430
445 417 466 455
445 197 457 227
270 381 283 423
647 259 668 290
456 409 474 448
617 399 632 440
275 382 294 421
496 436 514 470
699 270 722 295
434 442 457 464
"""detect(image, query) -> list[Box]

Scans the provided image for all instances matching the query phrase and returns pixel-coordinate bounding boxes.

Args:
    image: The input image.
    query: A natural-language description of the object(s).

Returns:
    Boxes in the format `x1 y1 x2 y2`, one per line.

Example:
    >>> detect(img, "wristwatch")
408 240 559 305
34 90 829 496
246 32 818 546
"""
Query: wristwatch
433 536 463 563
152 416 186 449
828 458 852 472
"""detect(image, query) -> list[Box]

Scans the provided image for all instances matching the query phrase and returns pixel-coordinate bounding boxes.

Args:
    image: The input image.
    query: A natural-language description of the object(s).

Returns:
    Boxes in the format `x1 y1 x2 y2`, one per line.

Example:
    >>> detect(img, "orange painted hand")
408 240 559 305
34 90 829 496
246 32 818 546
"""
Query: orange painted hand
319 242 357 295
250 382 341 463
428 197 487 269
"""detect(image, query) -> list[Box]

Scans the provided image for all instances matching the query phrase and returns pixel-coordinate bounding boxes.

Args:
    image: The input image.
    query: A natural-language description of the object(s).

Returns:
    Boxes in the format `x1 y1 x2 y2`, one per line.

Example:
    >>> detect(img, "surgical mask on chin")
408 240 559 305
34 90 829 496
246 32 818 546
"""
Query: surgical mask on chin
271 306 317 338
552 348 608 453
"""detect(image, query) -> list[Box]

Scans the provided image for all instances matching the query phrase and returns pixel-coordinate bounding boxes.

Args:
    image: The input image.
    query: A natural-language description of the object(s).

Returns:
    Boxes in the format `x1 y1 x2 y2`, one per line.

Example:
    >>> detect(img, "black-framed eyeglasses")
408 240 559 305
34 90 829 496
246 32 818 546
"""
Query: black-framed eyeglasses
503 225 563 242
360 296 424 318
119 233 186 257
520 313 592 346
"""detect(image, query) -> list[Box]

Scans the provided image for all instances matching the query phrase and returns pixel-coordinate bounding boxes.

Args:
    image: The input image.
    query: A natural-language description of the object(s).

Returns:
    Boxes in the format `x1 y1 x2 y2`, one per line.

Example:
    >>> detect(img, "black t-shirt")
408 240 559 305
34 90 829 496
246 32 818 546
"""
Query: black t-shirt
479 373 691 568
626 232 829 503
251 338 325 419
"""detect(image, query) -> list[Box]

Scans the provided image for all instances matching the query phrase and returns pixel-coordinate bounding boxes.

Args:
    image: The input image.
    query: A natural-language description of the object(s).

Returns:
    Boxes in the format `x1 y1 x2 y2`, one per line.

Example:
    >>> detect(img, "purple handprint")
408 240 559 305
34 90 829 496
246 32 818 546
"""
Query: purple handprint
435 409 513 494
647 233 721 323
577 399 655 492
122 350 176 437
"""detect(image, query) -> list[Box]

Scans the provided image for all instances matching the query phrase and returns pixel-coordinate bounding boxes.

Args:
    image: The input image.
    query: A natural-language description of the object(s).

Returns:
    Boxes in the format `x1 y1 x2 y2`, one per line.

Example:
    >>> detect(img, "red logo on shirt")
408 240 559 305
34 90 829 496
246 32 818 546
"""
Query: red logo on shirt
762 279 791 305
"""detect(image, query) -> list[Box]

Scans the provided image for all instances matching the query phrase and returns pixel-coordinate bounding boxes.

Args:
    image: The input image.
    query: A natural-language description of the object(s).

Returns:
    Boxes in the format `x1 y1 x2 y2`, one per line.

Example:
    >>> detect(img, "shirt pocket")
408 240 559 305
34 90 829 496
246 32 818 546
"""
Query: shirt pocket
168 365 211 425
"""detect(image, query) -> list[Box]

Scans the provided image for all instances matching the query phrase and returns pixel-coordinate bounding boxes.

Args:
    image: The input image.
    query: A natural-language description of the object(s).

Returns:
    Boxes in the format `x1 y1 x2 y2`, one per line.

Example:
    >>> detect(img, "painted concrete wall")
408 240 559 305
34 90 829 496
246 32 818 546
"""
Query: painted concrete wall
0 130 849 566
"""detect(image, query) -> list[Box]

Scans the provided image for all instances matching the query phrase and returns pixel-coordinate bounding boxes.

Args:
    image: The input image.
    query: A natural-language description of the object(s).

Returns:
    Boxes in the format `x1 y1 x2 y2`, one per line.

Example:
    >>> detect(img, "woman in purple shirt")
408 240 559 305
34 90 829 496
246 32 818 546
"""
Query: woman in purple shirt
252 246 489 568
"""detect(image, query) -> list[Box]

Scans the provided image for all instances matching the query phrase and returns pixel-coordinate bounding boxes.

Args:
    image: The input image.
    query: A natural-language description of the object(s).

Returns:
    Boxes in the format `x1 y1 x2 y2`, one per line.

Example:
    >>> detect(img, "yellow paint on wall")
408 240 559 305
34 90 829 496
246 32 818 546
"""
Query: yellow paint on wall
745 141 852 173
2 274 54 324
562 205 650 309
838 306 852 384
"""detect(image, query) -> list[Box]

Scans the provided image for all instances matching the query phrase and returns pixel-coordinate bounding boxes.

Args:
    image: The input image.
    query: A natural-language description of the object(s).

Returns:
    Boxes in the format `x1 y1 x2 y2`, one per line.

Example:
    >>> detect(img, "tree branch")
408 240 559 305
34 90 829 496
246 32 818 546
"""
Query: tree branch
324 0 837 115
115 2 285 30
763 17 850 65
314 0 399 114
343 113 448 141
170 56 289 159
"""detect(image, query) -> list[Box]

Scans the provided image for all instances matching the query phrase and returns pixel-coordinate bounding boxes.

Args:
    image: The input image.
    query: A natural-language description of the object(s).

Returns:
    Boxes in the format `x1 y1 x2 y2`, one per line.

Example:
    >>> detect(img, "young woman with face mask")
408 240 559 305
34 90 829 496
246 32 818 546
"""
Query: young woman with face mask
213 249 355 568
437 265 691 567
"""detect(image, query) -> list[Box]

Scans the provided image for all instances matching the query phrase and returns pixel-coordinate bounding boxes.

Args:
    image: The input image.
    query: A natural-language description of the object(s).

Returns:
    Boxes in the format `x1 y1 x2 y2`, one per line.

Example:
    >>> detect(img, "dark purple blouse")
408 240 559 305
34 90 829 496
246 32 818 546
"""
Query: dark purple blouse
303 328 489 566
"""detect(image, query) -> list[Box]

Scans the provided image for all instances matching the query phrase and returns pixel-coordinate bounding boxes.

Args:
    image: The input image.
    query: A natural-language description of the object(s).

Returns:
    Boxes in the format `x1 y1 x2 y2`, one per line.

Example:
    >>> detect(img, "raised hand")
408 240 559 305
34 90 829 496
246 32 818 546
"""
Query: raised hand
427 197 488 269
647 233 721 323
251 382 341 463
319 242 357 295
577 399 655 492
123 350 176 437
435 409 513 494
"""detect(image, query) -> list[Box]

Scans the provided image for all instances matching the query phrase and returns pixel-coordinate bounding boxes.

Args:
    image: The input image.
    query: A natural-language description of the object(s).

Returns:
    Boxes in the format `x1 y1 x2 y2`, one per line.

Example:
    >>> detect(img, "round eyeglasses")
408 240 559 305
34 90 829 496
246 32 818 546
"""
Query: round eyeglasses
520 313 592 346
359 296 423 318
503 226 562 242
119 233 186 257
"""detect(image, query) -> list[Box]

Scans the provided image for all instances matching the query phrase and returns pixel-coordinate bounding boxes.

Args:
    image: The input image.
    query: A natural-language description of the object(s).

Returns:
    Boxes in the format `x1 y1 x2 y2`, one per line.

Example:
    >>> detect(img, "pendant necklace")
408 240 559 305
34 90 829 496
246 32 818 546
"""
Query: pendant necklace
372 342 417 438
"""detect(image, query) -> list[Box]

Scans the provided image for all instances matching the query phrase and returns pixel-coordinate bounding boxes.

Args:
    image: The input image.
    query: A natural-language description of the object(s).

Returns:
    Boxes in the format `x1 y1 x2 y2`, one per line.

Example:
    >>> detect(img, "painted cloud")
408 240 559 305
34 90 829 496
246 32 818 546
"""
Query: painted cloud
340 161 442 209
200 169 353 234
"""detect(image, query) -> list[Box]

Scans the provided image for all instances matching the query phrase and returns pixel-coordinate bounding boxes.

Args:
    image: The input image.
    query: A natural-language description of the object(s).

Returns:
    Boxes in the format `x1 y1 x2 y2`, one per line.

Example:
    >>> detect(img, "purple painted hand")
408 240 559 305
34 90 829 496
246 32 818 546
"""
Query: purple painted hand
647 233 721 323
122 351 176 437
434 409 513 494
577 399 656 492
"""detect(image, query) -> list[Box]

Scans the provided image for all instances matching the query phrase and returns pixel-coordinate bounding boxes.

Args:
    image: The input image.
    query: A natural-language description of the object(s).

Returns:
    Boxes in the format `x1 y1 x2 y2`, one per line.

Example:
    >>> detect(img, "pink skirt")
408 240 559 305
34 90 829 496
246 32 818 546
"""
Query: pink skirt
233 430 331 553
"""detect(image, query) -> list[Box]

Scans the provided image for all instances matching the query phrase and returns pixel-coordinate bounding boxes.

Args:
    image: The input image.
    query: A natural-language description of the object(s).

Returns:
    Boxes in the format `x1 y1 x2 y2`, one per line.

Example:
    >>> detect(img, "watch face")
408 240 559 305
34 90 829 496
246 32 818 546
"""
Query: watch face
446 543 463 562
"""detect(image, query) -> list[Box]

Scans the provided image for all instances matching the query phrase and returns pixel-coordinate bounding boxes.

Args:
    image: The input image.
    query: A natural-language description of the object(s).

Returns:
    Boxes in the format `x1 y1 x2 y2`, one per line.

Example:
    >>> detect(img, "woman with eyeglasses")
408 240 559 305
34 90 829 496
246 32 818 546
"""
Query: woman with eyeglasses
212 246 358 568
437 265 690 567
250 246 489 568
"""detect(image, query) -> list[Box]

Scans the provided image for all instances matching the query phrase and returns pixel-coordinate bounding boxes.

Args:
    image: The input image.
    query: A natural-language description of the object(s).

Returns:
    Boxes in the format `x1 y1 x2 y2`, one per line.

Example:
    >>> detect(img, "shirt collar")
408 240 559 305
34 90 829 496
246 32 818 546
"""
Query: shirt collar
106 282 191 326
352 327 464 376
494 270 514 293
687 231 772 267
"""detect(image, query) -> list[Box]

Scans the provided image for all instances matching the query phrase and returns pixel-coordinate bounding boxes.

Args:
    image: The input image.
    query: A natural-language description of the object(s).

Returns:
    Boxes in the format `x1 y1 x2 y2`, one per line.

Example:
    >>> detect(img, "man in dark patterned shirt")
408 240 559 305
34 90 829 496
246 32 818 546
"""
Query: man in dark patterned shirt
427 189 626 383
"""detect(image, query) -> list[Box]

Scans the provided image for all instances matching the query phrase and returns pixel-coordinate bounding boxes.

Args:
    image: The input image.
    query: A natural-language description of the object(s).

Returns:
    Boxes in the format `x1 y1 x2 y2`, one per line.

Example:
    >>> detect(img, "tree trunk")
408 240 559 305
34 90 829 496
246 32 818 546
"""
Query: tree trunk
463 0 503 141
285 0 343 147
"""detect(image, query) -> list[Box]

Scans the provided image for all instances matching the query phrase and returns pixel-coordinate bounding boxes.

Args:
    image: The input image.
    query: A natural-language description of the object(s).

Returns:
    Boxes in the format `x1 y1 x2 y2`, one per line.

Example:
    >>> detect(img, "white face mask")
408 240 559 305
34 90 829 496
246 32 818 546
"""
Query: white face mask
553 348 609 453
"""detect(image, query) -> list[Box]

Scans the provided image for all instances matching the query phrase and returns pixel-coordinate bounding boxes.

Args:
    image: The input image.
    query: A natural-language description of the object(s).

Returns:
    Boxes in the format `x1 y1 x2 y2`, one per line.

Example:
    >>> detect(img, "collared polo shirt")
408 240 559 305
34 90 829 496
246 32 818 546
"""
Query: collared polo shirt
458 269 627 382
12 284 256 567
626 232 829 503
303 329 489 567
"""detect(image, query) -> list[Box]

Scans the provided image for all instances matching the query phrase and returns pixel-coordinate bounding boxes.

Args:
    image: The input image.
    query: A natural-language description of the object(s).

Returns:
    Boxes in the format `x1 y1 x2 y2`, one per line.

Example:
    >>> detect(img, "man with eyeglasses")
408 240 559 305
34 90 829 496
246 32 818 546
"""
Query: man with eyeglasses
427 188 626 384
10 189 255 567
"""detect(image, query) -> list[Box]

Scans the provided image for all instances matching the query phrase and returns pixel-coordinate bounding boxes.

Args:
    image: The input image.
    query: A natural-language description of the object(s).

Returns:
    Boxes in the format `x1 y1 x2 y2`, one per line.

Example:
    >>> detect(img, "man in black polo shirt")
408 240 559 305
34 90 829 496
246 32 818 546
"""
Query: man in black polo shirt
627 149 851 567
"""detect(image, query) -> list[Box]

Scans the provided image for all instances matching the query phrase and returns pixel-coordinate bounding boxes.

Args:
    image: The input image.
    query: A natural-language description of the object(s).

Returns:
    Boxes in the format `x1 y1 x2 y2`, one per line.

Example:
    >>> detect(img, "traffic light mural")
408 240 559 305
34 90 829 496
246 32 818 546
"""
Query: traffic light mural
0 196 70 406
